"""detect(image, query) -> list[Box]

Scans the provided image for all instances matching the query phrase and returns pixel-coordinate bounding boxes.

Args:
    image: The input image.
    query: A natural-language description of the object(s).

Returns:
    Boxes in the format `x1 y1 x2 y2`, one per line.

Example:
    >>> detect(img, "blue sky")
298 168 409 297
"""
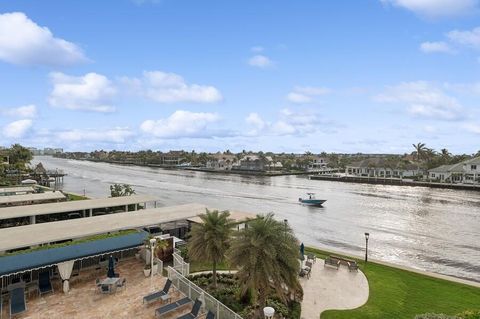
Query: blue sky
0 0 479 154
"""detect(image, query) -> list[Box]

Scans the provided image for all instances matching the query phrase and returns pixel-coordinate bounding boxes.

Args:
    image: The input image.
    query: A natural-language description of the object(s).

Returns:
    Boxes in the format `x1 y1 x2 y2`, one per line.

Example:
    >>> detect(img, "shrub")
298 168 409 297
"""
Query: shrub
415 314 459 319
288 301 302 319
457 310 480 319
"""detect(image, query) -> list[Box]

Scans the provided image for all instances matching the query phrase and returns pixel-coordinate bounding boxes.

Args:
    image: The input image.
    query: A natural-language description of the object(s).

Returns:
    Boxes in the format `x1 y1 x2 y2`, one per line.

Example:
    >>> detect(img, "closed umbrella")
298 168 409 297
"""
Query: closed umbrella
300 242 305 261
107 255 116 278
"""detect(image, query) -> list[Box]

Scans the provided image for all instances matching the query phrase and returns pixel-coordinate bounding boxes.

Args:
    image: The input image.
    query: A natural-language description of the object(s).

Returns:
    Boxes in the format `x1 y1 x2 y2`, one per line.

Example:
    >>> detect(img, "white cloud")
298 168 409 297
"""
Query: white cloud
55 127 134 143
286 92 312 104
287 86 331 103
48 72 117 112
251 46 264 52
375 81 464 121
463 123 480 134
245 113 266 130
1 104 36 118
0 12 87 66
444 82 480 95
420 41 454 54
447 27 480 49
380 0 478 17
140 110 222 138
245 108 330 137
122 71 222 103
248 55 274 68
3 119 32 138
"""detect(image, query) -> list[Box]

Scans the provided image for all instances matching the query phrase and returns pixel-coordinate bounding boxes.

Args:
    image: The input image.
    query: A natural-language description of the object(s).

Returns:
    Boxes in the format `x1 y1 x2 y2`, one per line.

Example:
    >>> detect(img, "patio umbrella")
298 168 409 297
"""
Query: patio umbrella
300 242 305 260
107 255 115 278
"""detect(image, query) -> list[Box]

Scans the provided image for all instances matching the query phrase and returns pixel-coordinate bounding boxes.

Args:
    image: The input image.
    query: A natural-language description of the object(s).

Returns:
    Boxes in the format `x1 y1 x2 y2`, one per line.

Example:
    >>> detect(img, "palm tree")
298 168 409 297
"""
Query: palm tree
412 142 427 161
187 209 234 287
228 213 301 314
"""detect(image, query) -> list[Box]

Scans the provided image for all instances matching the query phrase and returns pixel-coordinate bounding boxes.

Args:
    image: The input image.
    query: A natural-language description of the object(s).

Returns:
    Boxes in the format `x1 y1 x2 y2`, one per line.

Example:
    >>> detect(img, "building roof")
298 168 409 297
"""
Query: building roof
429 156 480 173
0 231 147 277
0 194 156 220
0 203 207 251
187 210 258 224
0 192 66 206
0 186 34 195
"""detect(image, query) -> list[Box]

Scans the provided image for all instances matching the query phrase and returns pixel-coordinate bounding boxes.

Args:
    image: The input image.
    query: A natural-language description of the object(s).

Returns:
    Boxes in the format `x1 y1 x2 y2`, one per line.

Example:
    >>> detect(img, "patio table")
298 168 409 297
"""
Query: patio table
160 294 171 304
99 277 120 293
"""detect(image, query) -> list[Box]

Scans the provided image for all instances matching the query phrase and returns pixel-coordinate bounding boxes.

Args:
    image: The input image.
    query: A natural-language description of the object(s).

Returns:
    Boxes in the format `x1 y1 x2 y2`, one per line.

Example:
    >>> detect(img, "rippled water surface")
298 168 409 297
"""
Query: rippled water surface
33 156 480 282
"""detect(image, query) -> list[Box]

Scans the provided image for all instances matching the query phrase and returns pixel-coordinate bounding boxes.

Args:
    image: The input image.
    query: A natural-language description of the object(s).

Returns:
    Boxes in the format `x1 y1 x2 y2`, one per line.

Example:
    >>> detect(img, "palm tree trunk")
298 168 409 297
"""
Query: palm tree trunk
212 259 217 288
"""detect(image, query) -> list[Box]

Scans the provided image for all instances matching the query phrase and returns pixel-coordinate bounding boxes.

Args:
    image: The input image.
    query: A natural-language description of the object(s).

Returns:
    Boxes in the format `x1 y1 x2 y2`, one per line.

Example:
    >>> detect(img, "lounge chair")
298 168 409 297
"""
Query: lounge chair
155 297 191 318
116 278 126 290
205 311 215 319
176 299 202 319
9 285 26 318
38 271 53 295
143 279 172 304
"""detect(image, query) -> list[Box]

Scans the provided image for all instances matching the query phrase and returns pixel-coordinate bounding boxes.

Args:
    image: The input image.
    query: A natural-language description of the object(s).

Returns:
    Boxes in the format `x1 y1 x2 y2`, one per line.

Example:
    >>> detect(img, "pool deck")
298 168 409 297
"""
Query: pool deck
300 259 369 318
2 258 193 319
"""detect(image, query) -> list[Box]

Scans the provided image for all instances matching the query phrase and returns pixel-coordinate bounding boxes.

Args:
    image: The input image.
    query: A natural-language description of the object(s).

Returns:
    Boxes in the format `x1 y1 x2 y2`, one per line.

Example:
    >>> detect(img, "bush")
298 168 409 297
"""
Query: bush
415 314 459 319
288 301 302 319
457 310 480 319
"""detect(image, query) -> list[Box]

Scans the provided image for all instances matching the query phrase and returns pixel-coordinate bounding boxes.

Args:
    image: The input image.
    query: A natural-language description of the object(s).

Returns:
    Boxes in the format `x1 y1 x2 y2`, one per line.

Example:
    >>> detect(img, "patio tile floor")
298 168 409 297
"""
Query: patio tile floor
2 258 193 319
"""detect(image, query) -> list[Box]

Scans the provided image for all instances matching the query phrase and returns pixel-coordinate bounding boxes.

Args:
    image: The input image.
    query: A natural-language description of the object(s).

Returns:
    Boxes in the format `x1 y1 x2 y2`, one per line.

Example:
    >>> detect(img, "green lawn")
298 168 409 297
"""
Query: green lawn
65 192 89 200
305 247 480 319
188 260 230 273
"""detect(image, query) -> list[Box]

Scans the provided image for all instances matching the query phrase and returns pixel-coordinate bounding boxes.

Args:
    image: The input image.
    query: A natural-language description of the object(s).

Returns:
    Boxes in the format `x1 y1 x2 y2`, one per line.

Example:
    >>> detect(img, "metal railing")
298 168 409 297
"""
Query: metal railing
172 251 190 276
167 266 243 319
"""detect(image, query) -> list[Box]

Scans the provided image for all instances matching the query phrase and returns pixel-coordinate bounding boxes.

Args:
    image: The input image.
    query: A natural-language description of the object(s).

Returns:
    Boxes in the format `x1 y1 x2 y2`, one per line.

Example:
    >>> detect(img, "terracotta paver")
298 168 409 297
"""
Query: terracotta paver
299 259 369 319
1 258 195 319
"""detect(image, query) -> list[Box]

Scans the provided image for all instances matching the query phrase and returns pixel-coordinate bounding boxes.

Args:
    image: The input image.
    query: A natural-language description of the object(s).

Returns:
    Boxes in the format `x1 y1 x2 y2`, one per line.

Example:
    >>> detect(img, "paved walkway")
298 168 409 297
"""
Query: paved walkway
300 260 369 318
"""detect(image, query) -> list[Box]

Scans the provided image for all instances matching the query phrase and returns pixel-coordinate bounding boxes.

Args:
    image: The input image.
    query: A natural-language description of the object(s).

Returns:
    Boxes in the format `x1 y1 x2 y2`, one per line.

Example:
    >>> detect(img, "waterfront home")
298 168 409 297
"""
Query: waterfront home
160 150 185 166
265 156 283 171
307 156 328 172
232 154 271 172
346 158 422 178
428 156 480 184
205 153 237 170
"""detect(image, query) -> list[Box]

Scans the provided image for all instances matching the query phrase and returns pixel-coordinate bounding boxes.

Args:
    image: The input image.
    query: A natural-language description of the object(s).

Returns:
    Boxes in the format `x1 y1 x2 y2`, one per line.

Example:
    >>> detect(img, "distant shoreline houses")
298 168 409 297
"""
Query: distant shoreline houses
345 158 422 179
345 156 480 185
427 157 480 184
43 148 480 185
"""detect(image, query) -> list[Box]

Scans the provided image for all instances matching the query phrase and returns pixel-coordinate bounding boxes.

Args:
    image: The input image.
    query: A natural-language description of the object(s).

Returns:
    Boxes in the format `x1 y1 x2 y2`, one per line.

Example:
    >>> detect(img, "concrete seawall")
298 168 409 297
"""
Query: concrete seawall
309 175 480 192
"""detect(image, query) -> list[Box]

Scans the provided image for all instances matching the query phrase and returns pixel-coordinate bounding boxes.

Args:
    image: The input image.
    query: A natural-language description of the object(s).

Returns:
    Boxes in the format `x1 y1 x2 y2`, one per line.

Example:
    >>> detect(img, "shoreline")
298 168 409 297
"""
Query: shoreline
62 158 312 176
70 158 480 191
309 175 480 192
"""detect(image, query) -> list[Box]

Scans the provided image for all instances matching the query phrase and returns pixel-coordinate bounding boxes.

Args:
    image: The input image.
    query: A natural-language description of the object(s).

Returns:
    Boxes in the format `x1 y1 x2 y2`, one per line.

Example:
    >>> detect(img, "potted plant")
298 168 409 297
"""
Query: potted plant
143 264 151 277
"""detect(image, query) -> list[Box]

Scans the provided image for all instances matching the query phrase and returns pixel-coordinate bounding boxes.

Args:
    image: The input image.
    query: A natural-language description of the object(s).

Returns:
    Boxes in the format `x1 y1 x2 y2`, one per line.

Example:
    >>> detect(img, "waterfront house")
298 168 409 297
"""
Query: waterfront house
346 158 422 178
205 153 237 170
307 156 328 172
232 154 271 172
428 156 480 184
160 151 185 166
265 156 283 171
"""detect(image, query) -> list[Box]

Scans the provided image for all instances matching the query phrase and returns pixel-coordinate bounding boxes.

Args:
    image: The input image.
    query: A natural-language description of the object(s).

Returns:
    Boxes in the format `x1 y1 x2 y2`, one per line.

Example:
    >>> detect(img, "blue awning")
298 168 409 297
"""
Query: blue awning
0 231 148 277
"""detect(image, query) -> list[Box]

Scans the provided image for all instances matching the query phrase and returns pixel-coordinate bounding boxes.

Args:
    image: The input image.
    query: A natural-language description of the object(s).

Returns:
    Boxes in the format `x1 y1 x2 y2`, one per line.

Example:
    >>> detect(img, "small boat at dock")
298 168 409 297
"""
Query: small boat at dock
298 193 326 206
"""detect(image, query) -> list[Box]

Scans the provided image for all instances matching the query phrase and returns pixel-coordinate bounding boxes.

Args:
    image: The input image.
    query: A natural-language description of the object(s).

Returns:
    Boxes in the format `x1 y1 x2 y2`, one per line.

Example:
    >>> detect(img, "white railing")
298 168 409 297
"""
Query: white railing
173 251 190 276
167 267 243 319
